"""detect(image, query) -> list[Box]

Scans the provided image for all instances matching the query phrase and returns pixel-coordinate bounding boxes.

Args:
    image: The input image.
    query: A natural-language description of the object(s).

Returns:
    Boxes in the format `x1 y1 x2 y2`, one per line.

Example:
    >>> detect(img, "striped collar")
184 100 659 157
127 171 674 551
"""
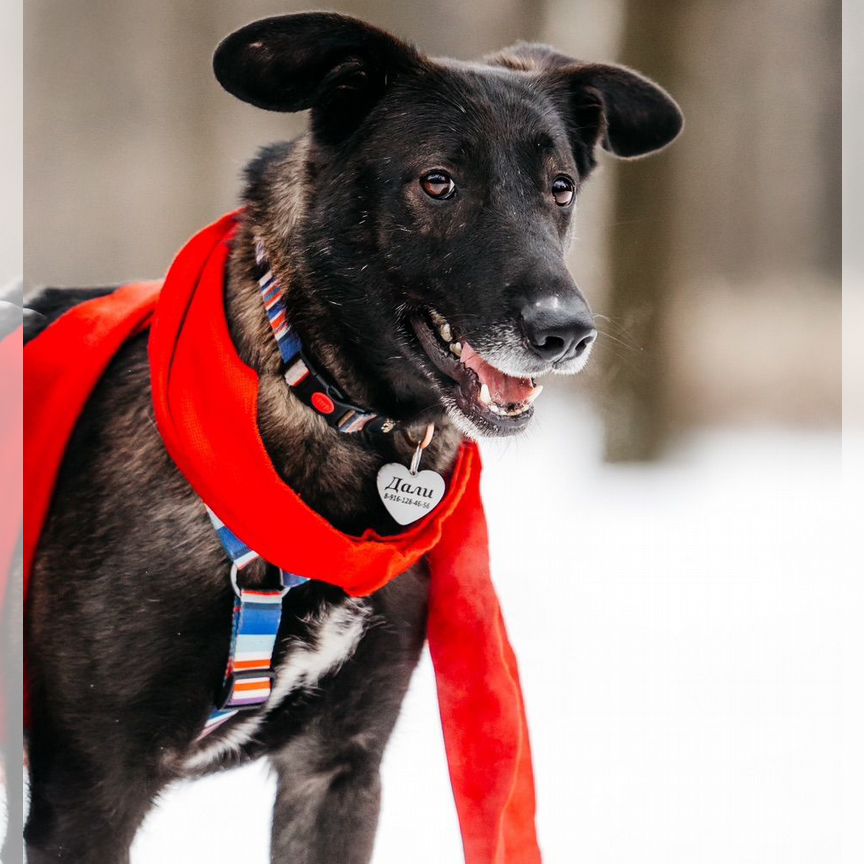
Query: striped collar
254 239 397 436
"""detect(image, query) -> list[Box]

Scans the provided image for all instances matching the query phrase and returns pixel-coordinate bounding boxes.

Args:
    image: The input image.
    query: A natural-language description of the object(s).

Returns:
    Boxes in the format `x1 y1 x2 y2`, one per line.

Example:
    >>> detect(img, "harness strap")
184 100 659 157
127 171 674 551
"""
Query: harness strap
199 507 307 739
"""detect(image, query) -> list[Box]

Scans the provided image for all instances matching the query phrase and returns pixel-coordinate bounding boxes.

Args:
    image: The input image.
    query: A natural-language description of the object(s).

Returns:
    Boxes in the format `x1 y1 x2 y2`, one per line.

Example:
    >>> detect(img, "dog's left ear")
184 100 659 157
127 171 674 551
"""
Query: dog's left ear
487 42 684 162
213 13 424 143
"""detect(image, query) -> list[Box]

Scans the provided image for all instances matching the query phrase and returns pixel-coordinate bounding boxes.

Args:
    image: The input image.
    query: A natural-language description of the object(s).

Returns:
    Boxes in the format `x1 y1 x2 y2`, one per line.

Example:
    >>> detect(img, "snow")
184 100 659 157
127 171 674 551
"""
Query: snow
6 386 849 862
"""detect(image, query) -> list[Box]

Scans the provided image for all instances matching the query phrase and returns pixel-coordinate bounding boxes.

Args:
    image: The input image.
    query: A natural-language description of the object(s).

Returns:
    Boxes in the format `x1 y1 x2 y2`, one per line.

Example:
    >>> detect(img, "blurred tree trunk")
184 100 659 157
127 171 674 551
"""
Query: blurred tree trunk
819 0 842 278
601 0 686 462
600 0 840 455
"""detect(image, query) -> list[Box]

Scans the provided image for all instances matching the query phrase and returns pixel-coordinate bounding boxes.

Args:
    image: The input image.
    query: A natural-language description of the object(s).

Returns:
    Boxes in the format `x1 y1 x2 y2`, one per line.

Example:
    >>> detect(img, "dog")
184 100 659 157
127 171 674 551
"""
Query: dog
23 12 682 863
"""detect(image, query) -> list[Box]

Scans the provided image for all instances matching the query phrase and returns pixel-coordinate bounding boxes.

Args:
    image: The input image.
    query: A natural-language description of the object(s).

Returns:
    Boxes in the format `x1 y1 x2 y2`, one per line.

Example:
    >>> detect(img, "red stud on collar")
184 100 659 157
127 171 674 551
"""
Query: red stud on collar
311 392 335 415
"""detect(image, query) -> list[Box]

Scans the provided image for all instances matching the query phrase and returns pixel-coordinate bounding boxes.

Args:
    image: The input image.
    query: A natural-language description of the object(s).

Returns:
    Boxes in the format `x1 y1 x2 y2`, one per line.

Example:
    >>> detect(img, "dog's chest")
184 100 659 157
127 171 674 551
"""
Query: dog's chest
183 598 370 772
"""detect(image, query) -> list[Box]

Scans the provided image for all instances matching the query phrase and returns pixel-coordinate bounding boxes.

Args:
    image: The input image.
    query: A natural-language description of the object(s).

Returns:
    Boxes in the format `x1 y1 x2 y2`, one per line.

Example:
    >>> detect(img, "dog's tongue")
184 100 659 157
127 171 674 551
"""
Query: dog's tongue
460 341 535 405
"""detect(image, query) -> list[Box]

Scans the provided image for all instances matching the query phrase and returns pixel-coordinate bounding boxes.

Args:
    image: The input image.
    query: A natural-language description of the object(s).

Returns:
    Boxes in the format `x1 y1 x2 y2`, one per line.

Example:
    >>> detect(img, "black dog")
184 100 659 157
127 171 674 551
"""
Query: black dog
24 13 682 863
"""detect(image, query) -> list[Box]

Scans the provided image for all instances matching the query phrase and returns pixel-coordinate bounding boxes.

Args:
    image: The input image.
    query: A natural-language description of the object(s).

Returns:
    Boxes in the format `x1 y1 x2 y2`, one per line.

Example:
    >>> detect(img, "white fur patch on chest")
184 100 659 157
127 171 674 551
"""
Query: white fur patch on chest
183 598 370 773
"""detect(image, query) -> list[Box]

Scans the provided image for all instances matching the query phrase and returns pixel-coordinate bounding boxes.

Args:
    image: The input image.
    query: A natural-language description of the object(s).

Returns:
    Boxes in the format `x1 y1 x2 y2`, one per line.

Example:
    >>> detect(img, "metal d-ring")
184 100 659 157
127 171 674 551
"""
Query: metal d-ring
230 561 243 597
230 561 294 598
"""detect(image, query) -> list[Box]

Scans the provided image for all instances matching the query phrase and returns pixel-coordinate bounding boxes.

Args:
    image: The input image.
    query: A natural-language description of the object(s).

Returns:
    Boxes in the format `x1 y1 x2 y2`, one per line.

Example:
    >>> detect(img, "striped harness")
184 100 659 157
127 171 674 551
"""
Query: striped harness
199 508 306 737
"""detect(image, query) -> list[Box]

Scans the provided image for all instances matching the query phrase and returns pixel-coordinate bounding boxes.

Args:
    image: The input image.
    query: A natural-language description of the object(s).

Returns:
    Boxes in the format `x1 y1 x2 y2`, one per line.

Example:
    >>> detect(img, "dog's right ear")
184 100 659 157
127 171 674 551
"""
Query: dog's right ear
213 13 423 143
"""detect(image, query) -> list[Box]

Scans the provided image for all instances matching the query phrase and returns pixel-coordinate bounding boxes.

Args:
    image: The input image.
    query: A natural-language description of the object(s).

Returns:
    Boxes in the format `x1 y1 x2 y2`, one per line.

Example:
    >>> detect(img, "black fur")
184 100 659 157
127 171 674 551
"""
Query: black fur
25 13 681 862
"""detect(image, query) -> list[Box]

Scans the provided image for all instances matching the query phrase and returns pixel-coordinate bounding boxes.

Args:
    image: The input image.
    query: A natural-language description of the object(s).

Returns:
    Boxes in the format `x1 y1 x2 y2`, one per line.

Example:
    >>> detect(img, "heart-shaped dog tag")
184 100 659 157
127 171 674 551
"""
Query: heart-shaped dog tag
376 462 446 526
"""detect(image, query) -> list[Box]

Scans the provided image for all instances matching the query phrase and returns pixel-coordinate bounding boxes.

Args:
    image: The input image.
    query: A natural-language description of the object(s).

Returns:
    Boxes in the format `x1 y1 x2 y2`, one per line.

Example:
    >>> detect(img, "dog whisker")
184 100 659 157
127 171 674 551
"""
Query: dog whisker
594 327 642 353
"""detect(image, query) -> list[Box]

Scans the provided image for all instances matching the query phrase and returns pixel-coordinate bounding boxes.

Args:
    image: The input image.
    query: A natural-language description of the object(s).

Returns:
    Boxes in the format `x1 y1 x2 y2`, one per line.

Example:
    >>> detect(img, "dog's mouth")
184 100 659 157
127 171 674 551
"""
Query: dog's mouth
409 308 542 434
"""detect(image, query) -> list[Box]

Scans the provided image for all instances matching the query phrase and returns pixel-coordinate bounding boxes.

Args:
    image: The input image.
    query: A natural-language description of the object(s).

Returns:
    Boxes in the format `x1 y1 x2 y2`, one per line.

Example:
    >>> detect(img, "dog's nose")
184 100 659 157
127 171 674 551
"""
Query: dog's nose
521 295 597 364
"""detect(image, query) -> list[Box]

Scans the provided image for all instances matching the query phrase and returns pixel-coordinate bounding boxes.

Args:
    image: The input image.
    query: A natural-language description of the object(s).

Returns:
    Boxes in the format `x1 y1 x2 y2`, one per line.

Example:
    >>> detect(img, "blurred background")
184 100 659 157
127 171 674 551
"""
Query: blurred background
12 1 848 863
24 0 841 460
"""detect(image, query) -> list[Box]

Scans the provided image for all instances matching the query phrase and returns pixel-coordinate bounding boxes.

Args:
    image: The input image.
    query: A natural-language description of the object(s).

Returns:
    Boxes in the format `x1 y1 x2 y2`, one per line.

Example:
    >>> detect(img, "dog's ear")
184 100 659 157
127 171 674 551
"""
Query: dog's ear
213 13 423 142
486 42 683 161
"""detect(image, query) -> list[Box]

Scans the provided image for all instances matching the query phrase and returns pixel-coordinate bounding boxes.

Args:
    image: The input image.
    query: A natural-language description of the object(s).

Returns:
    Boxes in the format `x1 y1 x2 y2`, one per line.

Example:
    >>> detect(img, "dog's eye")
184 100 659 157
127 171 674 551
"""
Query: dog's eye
552 175 575 207
420 171 456 200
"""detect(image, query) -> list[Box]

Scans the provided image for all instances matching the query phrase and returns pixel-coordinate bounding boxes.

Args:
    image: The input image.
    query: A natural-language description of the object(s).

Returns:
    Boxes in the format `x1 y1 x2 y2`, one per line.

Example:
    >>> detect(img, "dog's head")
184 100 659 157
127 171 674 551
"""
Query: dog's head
215 13 682 437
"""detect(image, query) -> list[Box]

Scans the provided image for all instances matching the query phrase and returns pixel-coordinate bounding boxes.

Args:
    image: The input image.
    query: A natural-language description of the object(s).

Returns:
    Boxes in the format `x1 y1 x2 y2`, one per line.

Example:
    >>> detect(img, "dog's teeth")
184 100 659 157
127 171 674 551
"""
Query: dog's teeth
479 383 492 405
429 309 447 327
450 341 462 358
526 384 544 403
439 323 452 343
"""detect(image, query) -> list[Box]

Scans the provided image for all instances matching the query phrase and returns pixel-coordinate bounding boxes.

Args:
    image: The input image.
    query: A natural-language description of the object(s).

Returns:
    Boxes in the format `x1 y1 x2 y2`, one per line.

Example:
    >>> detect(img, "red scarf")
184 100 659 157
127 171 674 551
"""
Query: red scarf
24 214 541 864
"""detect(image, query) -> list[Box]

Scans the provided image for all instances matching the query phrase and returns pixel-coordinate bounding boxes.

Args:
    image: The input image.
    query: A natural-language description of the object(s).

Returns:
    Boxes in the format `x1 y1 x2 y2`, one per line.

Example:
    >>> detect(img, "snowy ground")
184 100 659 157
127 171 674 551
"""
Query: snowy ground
6 386 849 862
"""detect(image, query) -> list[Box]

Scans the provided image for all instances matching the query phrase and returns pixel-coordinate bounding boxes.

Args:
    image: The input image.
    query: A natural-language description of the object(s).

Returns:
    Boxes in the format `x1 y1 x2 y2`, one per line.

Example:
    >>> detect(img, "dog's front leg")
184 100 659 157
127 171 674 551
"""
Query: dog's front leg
268 569 430 862
269 733 383 864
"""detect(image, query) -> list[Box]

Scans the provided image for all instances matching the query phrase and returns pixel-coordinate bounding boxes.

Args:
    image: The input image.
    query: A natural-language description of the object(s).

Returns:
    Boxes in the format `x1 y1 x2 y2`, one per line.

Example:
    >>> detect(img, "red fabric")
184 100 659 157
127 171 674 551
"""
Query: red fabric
24 282 161 596
428 467 541 864
148 213 479 595
24 214 541 863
